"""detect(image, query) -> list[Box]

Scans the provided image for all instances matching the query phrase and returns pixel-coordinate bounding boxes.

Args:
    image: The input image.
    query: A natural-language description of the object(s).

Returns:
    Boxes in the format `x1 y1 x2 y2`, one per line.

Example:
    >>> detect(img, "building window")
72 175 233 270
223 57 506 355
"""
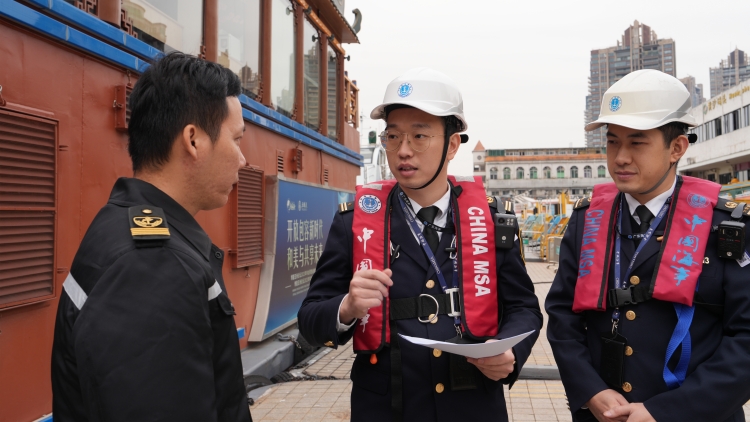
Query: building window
598 165 606 178
530 167 538 179
503 167 511 180
570 166 578 178
742 105 750 128
271 0 296 118
543 166 551 179
516 167 524 179
557 166 565 178
302 18 320 130
218 0 261 100
584 166 592 178
490 167 498 180
327 45 338 140
713 117 722 137
123 0 203 55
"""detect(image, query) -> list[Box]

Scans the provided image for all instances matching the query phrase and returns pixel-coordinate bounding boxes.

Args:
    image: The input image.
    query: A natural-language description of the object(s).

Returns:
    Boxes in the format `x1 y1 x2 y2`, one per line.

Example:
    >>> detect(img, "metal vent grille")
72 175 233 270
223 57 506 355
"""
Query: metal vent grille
323 167 329 184
276 151 284 174
234 166 264 268
0 110 57 307
115 85 133 131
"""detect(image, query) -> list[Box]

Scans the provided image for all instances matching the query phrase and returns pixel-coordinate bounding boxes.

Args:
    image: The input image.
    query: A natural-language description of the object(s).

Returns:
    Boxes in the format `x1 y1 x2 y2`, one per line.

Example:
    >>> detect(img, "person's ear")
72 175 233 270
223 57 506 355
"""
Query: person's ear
446 133 461 160
178 124 199 161
670 135 689 164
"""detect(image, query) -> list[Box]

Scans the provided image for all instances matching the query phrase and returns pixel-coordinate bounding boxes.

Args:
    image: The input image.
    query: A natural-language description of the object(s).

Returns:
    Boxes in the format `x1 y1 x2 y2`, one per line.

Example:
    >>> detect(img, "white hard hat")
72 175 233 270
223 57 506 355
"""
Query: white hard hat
370 67 468 132
585 69 696 132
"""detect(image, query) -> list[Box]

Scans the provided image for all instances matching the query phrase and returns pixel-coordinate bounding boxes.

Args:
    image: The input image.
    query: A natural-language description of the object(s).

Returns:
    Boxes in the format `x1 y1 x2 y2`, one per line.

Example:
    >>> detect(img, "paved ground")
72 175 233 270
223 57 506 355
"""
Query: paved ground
249 260 750 421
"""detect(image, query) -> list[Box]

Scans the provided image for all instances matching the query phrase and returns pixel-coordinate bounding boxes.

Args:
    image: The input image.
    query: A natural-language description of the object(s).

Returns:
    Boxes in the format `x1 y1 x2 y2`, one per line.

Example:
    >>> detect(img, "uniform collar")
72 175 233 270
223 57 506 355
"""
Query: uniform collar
404 183 452 222
108 177 212 260
624 176 677 223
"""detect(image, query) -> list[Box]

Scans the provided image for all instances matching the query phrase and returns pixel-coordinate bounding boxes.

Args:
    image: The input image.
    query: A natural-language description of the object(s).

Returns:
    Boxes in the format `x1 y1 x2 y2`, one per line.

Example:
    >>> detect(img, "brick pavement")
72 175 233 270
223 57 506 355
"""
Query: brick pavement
249 262 750 421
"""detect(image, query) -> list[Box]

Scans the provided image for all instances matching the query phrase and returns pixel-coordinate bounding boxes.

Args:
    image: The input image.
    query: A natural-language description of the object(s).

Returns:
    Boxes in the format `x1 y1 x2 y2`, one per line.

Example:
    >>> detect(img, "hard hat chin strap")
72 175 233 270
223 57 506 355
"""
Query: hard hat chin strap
410 134 450 190
638 162 676 196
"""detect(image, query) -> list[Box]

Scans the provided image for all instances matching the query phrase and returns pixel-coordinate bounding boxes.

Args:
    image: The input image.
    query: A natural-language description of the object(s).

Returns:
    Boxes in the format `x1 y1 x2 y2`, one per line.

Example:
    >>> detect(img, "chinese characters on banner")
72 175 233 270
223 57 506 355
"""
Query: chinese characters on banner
286 218 325 270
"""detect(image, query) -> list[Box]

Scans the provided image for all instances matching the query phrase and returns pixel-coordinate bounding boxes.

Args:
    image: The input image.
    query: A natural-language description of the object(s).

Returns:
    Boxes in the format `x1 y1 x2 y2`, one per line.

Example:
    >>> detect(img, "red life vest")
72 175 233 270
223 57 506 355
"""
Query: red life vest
351 176 500 353
573 176 720 312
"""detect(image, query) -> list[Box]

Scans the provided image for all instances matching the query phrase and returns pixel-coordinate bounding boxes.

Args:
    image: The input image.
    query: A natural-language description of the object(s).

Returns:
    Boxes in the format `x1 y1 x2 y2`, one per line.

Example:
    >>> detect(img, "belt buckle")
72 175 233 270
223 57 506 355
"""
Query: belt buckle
417 294 439 323
445 288 461 318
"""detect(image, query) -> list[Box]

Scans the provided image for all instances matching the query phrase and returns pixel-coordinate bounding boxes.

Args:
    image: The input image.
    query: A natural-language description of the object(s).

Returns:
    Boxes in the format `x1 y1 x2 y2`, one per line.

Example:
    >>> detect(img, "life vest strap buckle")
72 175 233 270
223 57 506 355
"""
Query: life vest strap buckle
446 288 462 318
608 287 635 308
417 294 440 324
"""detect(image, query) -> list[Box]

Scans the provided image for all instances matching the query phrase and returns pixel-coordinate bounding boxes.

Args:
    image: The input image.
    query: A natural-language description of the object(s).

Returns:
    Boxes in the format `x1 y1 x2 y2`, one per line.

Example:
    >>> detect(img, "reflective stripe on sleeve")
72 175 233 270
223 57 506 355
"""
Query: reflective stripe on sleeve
208 280 222 301
63 272 88 311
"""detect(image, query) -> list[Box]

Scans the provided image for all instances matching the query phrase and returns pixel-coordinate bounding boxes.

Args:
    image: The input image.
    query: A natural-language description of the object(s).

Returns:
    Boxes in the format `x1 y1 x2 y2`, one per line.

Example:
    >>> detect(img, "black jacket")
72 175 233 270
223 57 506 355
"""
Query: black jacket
546 194 750 422
51 178 251 422
298 189 542 422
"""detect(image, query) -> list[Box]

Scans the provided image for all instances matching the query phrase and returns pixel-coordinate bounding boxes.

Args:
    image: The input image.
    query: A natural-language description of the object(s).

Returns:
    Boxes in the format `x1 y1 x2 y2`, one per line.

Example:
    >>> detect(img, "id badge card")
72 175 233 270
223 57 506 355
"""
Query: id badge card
600 332 627 389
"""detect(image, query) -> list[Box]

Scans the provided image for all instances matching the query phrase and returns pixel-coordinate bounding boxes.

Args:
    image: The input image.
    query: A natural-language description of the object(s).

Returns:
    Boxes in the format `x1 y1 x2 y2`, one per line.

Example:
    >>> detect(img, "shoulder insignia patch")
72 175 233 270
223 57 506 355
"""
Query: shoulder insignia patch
716 198 740 213
338 201 355 213
574 197 591 209
128 205 170 243
486 196 494 204
504 200 514 213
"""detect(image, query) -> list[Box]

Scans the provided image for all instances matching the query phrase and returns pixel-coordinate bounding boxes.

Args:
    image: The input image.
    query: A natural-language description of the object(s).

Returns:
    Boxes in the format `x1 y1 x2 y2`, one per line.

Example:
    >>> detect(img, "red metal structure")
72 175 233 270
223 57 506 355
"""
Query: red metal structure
0 1 362 420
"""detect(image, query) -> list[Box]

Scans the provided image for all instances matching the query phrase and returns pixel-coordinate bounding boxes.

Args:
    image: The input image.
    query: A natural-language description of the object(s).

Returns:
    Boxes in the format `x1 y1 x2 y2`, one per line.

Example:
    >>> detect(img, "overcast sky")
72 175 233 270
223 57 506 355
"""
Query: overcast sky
341 0 750 175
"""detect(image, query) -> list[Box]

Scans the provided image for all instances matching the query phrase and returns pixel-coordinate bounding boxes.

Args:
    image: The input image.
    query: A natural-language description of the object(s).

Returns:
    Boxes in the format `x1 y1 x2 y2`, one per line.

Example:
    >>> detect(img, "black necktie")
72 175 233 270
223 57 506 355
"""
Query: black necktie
417 206 439 253
635 205 654 234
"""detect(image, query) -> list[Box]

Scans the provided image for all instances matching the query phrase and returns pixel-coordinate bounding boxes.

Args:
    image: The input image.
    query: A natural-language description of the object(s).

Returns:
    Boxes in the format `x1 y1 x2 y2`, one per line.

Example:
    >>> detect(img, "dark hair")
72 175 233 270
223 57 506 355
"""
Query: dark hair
384 104 461 140
657 122 689 148
127 52 242 172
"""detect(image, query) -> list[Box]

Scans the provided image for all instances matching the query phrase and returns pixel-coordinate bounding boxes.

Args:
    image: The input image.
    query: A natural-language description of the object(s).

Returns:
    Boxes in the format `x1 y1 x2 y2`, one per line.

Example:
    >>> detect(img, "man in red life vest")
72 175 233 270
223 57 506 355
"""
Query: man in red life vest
546 69 750 421
298 68 542 421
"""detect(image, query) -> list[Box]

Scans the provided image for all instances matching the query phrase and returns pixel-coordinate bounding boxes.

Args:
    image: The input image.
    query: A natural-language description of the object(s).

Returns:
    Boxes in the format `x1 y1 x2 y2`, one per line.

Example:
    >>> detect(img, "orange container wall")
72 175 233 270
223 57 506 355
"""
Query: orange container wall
0 15 359 421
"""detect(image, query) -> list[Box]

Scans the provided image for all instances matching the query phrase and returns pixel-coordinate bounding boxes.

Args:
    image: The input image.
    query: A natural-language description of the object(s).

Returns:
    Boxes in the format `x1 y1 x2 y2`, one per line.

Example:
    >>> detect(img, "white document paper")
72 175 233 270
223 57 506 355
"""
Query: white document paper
398 330 536 359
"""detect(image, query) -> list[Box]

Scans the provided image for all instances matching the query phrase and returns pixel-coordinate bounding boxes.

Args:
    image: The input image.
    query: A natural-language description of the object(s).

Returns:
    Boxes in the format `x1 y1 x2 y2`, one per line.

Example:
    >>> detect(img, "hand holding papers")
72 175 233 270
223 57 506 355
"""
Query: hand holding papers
398 330 536 359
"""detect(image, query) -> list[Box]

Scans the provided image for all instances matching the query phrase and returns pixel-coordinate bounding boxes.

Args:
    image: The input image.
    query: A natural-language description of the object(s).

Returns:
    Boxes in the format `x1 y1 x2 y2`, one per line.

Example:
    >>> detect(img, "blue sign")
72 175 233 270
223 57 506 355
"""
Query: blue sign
264 180 353 335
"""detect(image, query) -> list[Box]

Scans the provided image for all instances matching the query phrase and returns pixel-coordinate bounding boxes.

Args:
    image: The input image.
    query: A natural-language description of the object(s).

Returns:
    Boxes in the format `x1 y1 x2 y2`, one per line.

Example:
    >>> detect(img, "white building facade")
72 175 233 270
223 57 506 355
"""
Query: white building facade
679 79 750 183
473 145 613 199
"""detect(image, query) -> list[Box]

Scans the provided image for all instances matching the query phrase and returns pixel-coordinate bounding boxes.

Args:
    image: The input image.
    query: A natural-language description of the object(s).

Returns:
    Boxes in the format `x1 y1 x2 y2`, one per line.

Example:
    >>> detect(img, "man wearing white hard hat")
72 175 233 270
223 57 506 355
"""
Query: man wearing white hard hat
299 68 542 421
546 69 750 421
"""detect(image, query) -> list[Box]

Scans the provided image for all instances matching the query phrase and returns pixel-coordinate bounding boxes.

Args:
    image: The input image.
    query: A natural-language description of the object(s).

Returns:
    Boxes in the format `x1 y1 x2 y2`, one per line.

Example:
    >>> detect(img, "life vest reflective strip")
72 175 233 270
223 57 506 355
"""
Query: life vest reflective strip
573 176 720 312
351 176 499 353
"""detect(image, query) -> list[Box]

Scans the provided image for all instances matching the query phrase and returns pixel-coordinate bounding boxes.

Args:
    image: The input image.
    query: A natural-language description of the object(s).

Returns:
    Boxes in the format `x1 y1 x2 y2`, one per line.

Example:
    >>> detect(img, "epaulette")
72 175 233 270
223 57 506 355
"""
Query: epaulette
715 198 750 218
338 201 355 213
128 205 170 247
574 196 592 209
487 196 514 214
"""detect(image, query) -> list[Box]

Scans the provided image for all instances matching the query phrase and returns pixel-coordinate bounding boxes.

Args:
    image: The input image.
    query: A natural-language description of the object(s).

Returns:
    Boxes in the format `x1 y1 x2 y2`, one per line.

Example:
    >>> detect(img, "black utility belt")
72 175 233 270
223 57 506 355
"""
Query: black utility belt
390 290 461 322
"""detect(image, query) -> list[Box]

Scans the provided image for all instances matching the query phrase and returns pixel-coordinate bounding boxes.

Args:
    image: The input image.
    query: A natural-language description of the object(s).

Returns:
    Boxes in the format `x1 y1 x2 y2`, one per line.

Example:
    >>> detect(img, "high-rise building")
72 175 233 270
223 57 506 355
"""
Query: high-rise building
585 20 676 147
680 76 705 107
709 48 750 98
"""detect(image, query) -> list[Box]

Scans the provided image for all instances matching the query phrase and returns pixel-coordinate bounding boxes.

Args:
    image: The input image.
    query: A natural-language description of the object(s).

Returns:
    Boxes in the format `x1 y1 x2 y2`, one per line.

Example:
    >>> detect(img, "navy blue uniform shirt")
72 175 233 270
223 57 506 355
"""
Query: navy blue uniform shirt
299 189 542 422
546 194 750 422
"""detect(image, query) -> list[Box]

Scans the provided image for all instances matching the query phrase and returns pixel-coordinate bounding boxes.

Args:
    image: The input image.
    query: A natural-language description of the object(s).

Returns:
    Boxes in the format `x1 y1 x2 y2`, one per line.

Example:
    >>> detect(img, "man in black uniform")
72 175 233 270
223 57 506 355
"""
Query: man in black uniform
51 52 252 422
546 69 750 421
298 68 542 421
